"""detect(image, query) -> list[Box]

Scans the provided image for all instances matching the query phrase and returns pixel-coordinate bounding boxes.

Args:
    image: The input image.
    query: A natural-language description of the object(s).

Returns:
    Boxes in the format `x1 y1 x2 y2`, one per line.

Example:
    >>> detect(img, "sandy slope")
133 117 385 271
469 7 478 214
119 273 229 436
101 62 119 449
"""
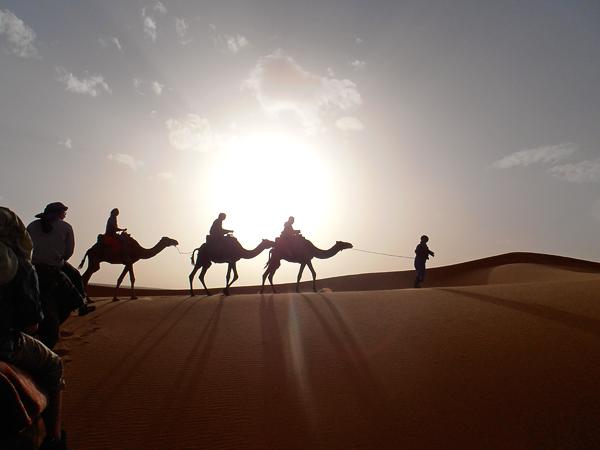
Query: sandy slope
60 259 600 449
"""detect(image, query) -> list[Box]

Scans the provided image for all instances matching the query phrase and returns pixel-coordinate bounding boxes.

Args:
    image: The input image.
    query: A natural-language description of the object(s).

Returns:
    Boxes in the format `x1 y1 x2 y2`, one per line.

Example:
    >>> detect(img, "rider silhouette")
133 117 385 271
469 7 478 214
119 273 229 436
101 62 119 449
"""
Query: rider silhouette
105 208 129 258
106 208 127 237
210 213 233 238
280 216 301 239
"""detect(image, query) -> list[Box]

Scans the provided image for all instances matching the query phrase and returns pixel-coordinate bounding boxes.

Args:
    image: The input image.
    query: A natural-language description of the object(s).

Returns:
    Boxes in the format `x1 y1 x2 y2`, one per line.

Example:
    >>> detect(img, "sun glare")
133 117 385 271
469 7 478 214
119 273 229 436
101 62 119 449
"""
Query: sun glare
205 132 334 242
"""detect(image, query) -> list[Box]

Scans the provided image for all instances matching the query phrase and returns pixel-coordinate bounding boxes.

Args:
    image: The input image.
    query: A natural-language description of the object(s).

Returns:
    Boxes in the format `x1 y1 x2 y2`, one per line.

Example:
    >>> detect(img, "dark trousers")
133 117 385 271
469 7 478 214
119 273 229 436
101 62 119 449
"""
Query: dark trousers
34 264 85 349
414 260 426 288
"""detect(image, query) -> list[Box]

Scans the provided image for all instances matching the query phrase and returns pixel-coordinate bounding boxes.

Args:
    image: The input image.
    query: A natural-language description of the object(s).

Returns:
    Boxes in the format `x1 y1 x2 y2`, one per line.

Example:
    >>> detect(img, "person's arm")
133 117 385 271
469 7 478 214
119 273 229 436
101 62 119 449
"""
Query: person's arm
64 224 75 261
428 249 435 257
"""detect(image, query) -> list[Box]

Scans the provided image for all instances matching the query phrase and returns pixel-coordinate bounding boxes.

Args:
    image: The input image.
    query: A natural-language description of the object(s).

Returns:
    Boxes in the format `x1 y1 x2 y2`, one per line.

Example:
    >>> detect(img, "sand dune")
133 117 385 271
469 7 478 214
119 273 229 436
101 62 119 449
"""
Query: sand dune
60 254 600 449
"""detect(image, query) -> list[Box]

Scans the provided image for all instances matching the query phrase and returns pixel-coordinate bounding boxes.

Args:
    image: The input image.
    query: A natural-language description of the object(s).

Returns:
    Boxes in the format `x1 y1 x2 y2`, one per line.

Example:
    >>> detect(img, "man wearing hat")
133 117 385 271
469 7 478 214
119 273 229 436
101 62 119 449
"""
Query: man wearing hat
0 206 71 450
27 202 94 348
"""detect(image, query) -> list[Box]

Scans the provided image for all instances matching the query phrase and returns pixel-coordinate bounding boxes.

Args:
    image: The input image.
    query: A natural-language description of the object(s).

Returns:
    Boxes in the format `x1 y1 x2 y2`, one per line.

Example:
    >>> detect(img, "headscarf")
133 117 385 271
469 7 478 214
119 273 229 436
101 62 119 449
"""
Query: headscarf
0 207 33 262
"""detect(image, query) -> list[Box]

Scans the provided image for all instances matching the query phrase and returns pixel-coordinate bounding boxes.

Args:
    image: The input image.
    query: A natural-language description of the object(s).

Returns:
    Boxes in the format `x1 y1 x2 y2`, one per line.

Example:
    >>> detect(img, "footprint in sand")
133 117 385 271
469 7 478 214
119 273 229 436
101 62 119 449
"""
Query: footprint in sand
60 330 75 337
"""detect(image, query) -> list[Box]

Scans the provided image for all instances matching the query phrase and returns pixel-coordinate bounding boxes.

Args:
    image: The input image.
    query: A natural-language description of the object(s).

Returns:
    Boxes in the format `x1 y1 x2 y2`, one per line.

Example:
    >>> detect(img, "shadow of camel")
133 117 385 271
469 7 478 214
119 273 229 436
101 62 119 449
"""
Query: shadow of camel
440 288 600 339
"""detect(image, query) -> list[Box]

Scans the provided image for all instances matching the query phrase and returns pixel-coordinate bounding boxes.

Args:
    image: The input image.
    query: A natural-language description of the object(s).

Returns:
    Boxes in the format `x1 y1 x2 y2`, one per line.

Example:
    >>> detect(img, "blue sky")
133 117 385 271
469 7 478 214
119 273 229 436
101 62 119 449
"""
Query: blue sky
1 0 599 288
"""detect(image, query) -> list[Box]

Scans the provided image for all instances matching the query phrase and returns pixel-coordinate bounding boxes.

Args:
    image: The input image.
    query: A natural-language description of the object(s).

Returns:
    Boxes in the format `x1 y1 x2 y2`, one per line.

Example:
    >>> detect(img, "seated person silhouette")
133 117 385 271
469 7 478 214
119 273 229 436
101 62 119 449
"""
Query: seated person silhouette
280 216 301 239
207 213 234 252
103 208 129 255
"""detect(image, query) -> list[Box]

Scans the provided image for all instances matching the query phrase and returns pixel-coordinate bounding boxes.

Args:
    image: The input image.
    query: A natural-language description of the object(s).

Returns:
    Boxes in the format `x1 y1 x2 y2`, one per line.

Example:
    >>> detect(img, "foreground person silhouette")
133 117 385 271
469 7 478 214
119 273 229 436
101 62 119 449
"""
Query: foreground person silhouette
261 225 353 293
27 202 94 348
414 235 435 288
189 215 274 296
0 207 70 450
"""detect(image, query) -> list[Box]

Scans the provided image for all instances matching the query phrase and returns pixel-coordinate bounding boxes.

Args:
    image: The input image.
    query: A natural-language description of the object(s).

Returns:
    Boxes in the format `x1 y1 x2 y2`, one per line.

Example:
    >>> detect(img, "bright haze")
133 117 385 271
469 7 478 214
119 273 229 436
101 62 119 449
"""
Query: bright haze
1 1 599 289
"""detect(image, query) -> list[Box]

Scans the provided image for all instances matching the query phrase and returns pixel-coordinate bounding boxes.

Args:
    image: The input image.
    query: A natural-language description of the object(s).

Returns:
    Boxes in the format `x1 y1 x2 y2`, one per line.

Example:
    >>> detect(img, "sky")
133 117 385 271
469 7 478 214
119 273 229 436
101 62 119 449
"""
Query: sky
1 0 599 289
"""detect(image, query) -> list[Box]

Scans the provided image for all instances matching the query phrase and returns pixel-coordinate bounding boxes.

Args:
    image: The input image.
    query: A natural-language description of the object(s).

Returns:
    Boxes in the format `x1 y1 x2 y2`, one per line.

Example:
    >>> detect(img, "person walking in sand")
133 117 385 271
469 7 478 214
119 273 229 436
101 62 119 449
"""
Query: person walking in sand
414 235 434 288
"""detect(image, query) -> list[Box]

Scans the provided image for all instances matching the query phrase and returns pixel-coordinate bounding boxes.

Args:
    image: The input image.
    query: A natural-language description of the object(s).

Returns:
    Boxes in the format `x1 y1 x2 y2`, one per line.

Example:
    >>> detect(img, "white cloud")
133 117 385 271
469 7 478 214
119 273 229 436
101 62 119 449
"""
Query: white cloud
226 34 249 53
175 17 191 44
99 36 123 53
166 114 214 152
209 25 249 54
244 50 363 133
548 158 600 183
493 143 577 169
133 78 163 96
0 9 38 58
335 116 364 132
350 60 366 70
157 171 174 180
143 15 157 42
153 1 167 14
355 37 364 44
107 153 144 171
58 138 73 149
56 67 111 97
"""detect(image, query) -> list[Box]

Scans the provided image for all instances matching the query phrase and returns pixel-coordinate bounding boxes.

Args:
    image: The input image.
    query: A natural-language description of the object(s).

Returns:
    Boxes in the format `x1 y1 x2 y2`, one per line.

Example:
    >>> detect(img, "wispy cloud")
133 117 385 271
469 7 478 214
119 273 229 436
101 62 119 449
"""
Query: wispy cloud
244 50 363 133
143 14 157 42
548 158 600 183
350 60 366 70
175 17 191 45
58 138 73 149
493 143 577 169
153 1 167 14
0 9 38 58
133 78 163 96
335 116 364 132
157 171 174 180
209 24 249 54
355 37 364 44
56 67 111 97
166 114 214 152
107 153 144 171
99 36 123 53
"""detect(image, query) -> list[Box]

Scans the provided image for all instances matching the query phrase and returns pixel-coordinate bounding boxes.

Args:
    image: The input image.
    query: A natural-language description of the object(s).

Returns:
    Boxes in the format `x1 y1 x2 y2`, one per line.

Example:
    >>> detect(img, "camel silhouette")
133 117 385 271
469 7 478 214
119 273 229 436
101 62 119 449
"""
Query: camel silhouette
79 235 178 301
189 238 275 296
260 239 353 293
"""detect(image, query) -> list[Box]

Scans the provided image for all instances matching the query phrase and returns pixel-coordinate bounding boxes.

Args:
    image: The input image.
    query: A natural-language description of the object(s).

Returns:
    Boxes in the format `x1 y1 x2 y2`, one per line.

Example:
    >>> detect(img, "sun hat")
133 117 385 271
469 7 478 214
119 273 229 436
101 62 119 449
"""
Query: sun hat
34 202 68 219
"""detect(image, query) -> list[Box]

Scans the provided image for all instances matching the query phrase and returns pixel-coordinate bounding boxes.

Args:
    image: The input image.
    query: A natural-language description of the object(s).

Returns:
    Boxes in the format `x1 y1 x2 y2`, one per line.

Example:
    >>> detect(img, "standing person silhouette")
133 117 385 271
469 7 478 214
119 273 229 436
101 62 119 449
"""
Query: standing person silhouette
414 235 434 288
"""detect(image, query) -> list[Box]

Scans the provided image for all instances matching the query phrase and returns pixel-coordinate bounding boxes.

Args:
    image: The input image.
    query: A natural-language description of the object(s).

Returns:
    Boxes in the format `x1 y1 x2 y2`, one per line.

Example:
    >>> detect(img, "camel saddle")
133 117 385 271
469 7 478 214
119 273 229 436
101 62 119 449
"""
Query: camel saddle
0 361 48 436
275 235 306 257
205 235 238 259
98 233 132 254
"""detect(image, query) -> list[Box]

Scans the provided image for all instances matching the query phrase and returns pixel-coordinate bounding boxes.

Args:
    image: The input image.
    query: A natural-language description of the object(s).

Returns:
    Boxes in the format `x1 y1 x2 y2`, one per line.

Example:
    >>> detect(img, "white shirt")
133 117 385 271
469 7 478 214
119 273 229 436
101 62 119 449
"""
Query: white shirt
27 219 75 267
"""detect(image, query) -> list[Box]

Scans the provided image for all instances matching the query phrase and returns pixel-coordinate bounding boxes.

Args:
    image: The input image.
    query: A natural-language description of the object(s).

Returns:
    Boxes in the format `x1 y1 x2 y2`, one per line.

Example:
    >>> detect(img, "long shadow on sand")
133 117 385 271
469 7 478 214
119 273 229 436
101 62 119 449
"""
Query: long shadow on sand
144 296 224 444
74 296 202 411
258 294 312 448
441 288 600 339
300 294 398 443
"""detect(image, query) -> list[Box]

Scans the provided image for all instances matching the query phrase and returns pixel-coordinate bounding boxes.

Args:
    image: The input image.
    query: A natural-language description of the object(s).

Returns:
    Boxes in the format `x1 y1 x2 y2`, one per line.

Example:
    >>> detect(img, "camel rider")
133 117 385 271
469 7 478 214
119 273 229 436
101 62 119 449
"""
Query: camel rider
210 213 233 239
106 208 127 237
105 208 130 258
280 216 301 239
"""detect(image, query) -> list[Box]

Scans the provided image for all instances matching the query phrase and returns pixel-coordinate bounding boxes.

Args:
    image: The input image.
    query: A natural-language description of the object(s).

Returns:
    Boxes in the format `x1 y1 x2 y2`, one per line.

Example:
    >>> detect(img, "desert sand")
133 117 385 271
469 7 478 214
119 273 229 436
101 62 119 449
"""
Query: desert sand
59 253 600 449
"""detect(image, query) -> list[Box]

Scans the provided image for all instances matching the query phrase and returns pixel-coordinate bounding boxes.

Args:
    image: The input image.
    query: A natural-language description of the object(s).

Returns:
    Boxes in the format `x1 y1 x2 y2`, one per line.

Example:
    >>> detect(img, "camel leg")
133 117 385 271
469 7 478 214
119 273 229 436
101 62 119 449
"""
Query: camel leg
226 263 239 291
224 264 233 296
128 264 137 299
81 260 100 300
188 264 200 297
260 267 270 294
113 265 130 301
296 263 306 293
199 263 212 296
307 261 317 292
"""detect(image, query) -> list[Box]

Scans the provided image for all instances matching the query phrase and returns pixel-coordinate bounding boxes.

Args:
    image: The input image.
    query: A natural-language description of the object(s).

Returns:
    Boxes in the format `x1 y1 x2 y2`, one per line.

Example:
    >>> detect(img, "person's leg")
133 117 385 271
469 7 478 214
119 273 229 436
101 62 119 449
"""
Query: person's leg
61 262 85 298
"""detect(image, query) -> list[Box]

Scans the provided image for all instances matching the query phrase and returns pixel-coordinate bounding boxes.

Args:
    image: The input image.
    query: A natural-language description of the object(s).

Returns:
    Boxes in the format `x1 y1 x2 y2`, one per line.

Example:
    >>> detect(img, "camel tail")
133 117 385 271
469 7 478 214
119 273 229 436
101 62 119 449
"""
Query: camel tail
78 250 89 270
264 249 273 269
191 248 199 265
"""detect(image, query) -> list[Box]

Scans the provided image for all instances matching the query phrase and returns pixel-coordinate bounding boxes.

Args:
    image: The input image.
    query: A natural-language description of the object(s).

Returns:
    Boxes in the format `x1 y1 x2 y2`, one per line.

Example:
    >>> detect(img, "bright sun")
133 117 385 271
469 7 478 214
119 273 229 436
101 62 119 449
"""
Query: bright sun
205 132 335 242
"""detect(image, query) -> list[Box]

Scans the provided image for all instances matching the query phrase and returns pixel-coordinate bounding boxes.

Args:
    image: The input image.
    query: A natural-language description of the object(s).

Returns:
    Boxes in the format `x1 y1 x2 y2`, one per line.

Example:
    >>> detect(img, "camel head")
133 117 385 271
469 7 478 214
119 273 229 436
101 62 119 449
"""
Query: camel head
261 239 276 249
336 241 353 251
160 237 179 247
